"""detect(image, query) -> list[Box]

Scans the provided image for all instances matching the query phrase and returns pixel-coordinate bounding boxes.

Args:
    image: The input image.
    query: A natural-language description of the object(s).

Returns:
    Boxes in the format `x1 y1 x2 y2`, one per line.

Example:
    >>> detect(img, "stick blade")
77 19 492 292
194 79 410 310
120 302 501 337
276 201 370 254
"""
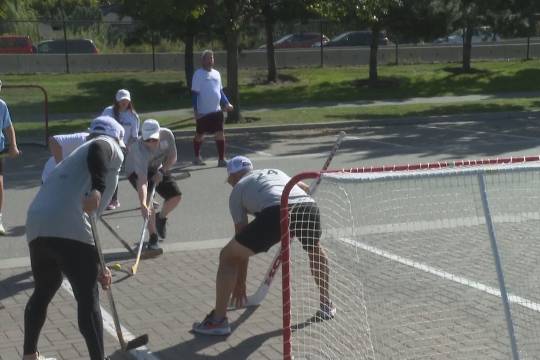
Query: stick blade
124 334 149 351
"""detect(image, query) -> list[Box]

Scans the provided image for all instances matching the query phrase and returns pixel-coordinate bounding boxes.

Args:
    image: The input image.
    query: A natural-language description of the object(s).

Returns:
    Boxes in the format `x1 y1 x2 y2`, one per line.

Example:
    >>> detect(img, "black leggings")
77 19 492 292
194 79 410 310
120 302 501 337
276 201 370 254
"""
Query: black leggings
24 237 104 360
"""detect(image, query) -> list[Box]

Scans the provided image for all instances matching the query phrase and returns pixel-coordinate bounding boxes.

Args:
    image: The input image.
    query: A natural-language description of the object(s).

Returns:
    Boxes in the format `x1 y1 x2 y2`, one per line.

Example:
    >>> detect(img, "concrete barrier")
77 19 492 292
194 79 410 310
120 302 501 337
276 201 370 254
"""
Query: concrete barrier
0 43 538 74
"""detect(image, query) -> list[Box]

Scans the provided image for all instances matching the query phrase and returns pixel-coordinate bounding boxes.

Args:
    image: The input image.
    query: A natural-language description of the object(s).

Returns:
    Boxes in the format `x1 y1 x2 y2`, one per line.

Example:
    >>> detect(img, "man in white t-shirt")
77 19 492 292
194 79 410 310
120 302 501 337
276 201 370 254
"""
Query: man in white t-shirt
191 50 233 167
125 119 181 251
192 156 334 336
41 132 89 183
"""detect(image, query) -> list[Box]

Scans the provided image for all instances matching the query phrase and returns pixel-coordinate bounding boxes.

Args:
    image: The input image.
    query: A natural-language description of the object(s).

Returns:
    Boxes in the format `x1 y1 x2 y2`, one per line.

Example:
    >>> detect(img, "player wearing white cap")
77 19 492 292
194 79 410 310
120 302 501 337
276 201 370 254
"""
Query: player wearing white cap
23 115 125 360
41 132 90 183
102 88 140 210
192 156 334 335
125 119 181 251
0 79 21 234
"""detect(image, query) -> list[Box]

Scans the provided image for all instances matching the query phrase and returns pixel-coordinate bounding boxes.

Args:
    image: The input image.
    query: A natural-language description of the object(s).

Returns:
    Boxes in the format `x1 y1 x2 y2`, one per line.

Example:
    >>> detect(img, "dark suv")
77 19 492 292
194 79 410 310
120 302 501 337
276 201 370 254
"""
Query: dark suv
37 39 98 54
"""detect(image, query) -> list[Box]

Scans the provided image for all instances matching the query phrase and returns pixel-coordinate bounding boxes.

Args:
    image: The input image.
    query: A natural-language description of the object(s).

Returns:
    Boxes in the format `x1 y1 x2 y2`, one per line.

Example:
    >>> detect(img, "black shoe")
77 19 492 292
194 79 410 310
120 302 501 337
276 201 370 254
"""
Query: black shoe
156 212 167 239
147 233 159 249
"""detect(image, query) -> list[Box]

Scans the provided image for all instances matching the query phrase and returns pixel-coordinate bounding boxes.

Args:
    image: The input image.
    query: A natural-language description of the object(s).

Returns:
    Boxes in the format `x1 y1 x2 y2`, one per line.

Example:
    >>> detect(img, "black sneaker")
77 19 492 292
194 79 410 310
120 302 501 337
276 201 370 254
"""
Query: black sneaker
156 212 167 239
147 233 159 249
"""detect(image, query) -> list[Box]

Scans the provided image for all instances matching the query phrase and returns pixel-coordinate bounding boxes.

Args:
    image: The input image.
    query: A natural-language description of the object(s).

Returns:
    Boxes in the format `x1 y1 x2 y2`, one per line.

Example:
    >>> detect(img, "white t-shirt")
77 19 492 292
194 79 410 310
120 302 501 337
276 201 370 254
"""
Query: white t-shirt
101 106 140 145
229 169 314 225
41 132 89 183
191 68 223 115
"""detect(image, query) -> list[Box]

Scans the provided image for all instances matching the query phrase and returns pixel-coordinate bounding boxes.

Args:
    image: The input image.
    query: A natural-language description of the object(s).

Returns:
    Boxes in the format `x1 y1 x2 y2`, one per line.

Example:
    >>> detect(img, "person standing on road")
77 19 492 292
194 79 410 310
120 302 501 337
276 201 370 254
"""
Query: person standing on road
41 131 90 183
23 115 125 360
125 119 181 251
0 79 21 235
102 88 140 210
191 50 233 167
193 156 335 336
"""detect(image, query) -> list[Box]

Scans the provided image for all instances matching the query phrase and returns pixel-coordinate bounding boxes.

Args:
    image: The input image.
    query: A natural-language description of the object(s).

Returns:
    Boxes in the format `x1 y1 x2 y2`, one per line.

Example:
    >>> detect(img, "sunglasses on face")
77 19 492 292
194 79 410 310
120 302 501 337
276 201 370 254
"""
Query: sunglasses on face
144 138 158 143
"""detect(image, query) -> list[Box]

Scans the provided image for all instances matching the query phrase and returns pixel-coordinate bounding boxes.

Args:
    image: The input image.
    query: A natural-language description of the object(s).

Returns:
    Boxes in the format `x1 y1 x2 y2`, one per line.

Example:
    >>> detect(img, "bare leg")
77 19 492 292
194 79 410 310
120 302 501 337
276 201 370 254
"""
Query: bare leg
307 244 330 305
214 239 253 319
160 195 181 218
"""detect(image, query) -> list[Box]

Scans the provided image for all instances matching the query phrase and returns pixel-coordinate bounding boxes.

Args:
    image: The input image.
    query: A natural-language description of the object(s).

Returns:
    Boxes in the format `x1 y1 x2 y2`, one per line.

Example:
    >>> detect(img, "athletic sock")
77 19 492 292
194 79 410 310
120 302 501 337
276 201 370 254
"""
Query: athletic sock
193 139 202 158
216 140 225 160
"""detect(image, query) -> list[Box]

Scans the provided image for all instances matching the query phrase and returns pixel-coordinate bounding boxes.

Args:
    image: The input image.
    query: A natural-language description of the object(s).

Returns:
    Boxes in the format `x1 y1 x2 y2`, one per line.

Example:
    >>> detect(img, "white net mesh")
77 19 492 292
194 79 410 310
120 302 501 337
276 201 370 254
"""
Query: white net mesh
286 162 540 360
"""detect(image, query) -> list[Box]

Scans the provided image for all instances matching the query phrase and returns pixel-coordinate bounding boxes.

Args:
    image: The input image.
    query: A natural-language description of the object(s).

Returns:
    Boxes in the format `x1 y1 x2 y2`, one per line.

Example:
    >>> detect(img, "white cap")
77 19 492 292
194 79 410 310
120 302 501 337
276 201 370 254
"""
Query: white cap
227 156 253 176
142 119 160 140
89 115 126 148
115 89 131 102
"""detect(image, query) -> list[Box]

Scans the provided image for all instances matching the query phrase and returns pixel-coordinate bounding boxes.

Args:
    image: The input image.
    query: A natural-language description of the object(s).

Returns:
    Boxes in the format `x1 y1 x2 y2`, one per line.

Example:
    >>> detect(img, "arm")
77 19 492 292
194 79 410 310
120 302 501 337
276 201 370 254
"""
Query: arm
4 125 20 157
48 136 63 163
220 89 233 112
136 175 151 219
297 181 310 194
82 140 111 214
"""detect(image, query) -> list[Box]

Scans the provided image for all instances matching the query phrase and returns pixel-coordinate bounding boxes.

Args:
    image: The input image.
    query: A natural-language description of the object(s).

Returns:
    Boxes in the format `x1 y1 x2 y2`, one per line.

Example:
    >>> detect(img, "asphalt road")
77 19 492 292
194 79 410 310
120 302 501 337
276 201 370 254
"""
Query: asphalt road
2 110 540 263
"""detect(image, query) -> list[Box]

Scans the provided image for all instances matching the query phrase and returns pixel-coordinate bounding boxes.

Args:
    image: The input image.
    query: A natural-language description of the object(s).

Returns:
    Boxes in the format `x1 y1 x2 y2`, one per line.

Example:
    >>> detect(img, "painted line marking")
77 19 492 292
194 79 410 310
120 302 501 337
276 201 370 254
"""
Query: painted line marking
341 237 540 313
61 280 160 360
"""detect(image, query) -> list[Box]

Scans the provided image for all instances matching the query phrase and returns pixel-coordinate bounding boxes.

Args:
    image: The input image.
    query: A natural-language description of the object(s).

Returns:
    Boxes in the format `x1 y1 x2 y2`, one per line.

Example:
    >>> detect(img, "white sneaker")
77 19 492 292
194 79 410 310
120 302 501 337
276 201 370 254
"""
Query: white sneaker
316 302 336 320
0 221 6 235
22 352 57 360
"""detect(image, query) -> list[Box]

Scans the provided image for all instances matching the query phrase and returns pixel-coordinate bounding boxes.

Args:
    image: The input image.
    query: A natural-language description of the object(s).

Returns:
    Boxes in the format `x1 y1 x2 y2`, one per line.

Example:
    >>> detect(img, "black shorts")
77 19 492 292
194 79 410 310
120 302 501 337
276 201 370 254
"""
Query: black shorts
128 171 182 201
235 203 321 254
0 157 4 175
196 111 224 134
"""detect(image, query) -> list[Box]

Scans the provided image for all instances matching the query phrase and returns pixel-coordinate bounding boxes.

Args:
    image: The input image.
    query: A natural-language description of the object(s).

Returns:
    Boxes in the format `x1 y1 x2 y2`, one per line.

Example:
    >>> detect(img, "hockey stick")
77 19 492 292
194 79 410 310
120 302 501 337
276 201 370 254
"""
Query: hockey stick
131 184 157 275
89 215 149 351
230 131 347 309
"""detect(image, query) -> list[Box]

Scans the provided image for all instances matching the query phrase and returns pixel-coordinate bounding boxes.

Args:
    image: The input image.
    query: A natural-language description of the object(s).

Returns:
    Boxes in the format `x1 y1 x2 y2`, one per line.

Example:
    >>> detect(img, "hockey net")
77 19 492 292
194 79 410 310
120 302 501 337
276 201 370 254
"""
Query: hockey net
281 156 540 360
1 84 49 146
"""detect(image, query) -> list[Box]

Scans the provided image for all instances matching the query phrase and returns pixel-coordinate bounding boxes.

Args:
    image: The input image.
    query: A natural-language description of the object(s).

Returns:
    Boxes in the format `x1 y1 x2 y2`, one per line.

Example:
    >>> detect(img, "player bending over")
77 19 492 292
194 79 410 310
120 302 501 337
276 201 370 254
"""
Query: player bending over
125 119 181 251
192 156 335 335
23 116 124 360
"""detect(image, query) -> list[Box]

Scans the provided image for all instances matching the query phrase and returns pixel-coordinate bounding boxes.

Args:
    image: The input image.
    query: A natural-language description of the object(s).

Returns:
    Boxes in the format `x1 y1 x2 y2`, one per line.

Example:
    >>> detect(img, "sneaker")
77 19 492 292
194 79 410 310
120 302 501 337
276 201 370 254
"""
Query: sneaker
153 200 160 210
217 159 227 167
106 199 120 210
315 302 336 320
155 212 167 239
146 233 160 250
0 222 5 235
192 310 231 335
192 157 206 166
23 353 57 360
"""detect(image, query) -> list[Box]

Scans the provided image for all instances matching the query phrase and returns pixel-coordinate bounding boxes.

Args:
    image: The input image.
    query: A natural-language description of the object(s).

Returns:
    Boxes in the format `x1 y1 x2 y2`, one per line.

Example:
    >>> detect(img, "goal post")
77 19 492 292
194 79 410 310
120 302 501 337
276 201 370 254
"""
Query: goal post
2 84 49 146
280 156 540 360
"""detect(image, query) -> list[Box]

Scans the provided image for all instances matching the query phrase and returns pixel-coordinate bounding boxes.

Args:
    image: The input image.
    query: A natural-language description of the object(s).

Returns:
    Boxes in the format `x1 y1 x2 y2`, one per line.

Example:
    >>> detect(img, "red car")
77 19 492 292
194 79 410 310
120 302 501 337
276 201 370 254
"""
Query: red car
0 35 35 54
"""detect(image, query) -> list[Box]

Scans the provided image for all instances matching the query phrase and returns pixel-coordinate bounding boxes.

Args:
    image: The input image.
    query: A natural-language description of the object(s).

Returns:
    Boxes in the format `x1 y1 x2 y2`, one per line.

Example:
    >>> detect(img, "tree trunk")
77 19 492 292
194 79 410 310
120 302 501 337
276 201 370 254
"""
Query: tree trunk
184 34 195 91
263 3 277 83
225 30 240 123
369 25 380 84
462 25 473 72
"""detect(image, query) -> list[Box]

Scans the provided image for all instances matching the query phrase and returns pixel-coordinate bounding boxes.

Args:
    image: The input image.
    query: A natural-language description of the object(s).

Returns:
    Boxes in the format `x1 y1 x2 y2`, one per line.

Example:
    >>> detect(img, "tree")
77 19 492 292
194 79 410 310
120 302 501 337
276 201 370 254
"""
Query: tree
310 0 402 84
118 0 206 89
205 0 252 123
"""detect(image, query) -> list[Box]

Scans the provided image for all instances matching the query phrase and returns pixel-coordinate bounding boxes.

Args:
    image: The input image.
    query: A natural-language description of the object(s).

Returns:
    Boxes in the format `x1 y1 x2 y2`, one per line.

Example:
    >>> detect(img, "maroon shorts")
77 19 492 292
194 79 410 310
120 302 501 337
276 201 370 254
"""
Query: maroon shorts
196 111 224 135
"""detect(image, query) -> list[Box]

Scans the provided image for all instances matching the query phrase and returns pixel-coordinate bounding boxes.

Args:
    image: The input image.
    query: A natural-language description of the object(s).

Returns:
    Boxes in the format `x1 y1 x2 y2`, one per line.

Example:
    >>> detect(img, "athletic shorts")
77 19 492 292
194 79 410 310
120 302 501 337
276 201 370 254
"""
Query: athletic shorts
235 203 321 254
0 157 4 175
128 171 182 201
196 111 224 134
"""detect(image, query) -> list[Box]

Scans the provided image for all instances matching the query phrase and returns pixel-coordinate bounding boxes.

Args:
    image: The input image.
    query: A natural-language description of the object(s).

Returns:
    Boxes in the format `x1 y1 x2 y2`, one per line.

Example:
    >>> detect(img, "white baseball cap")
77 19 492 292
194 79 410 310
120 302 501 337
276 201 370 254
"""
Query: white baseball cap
89 115 126 148
142 119 160 140
227 156 253 176
115 89 131 102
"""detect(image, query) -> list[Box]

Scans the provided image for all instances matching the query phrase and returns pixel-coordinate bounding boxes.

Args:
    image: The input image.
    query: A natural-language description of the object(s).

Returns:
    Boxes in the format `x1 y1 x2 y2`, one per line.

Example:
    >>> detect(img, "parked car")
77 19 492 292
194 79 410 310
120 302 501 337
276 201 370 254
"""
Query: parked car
260 32 329 49
37 39 99 54
434 27 500 44
315 31 389 47
0 35 36 54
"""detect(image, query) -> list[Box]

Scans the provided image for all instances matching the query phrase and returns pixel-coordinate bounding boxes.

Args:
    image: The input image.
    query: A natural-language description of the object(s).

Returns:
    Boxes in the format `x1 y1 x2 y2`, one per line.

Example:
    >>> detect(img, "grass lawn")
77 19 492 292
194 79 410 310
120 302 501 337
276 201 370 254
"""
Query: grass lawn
2 59 540 138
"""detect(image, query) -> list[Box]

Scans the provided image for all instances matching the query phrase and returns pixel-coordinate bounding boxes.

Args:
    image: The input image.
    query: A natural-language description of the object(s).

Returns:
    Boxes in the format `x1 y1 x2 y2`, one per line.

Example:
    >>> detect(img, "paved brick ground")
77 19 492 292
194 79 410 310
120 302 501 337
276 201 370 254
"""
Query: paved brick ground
0 248 285 360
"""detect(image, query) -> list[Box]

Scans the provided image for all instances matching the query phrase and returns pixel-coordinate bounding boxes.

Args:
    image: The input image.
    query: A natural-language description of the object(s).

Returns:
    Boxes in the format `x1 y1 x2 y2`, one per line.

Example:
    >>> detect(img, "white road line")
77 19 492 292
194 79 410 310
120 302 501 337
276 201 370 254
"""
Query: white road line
61 280 160 360
341 237 540 313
